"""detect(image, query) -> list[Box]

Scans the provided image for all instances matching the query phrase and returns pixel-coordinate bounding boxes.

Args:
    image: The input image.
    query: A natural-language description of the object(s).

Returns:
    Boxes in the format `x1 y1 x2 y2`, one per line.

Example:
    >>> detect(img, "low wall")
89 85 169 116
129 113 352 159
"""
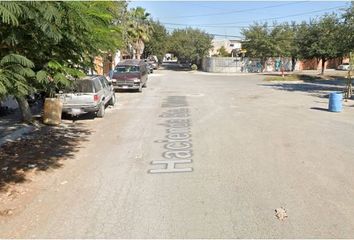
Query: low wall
202 57 296 73
203 56 347 73
202 57 242 73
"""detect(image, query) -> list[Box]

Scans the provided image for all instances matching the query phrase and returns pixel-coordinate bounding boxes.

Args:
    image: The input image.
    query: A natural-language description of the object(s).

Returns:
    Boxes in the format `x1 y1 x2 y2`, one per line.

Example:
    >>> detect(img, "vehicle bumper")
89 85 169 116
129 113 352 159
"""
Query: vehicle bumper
113 84 141 90
62 105 100 115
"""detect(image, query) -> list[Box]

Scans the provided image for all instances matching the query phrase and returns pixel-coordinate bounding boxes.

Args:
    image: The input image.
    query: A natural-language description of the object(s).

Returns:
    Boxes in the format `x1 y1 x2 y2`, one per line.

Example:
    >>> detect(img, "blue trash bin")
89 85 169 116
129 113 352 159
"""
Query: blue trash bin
328 92 343 112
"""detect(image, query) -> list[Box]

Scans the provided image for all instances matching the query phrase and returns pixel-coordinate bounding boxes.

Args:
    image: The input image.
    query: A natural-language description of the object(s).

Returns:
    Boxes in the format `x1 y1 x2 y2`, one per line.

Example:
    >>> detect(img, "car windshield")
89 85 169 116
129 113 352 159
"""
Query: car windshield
114 65 140 73
73 80 94 93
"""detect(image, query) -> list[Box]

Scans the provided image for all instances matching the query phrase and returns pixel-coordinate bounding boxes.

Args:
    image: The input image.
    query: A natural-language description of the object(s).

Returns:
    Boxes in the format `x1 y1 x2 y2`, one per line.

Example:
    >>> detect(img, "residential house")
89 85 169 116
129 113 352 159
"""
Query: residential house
209 39 242 57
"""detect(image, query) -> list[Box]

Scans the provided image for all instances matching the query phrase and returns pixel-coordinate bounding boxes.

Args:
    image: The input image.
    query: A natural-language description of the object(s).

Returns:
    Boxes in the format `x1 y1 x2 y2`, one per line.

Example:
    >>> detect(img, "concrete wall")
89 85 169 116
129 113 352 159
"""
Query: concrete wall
203 56 348 73
202 57 295 73
202 57 242 73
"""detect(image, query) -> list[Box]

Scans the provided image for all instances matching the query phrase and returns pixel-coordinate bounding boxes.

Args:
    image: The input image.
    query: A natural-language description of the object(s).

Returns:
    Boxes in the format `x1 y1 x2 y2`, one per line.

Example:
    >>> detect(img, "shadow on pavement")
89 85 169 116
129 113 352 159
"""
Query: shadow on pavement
310 107 329 112
261 80 346 98
161 62 192 72
0 123 92 192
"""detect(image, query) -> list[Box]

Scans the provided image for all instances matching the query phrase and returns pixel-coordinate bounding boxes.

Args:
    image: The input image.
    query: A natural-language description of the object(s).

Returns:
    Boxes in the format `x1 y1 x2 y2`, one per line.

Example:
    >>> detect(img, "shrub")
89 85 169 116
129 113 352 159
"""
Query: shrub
191 64 198 71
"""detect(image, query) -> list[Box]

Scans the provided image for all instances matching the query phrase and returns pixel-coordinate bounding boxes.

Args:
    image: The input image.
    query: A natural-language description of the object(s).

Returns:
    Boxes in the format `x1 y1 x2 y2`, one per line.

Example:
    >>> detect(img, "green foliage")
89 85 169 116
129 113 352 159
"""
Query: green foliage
0 1 125 99
191 64 198 71
0 1 126 121
0 2 23 26
36 61 85 98
168 28 213 66
217 46 230 57
242 11 350 74
143 20 169 62
242 23 273 61
0 54 35 97
242 22 298 60
341 2 354 54
296 14 342 62
125 7 152 59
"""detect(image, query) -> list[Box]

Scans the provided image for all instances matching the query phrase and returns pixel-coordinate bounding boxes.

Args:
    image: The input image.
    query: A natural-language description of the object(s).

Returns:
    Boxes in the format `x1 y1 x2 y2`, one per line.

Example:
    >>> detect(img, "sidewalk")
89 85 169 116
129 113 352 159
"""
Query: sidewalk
0 103 42 146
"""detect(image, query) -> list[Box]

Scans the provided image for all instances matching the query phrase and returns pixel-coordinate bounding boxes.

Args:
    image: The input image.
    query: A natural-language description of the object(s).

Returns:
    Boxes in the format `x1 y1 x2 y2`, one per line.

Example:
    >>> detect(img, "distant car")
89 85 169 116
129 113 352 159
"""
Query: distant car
147 55 159 69
150 61 158 70
144 60 154 73
111 59 148 92
58 75 116 118
337 63 350 71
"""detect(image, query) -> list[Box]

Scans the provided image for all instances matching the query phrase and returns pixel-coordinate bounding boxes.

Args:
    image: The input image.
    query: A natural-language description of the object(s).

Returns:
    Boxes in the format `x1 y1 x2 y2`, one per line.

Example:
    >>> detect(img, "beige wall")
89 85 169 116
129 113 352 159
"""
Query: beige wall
210 39 242 56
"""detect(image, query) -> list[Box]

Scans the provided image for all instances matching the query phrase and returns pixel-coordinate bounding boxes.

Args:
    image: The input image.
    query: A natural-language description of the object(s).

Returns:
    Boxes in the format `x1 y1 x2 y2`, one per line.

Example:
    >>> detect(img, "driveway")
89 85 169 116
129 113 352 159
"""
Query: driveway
1 70 354 238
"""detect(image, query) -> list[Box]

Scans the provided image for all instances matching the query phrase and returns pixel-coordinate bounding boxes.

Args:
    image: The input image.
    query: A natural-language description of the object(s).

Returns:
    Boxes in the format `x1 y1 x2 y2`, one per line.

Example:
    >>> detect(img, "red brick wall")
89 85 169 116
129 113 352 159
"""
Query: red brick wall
298 57 349 70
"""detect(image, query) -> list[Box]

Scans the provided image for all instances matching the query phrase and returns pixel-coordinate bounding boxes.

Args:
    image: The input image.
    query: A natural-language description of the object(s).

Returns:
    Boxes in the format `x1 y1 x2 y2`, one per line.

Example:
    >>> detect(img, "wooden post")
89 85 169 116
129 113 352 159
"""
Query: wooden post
345 52 354 101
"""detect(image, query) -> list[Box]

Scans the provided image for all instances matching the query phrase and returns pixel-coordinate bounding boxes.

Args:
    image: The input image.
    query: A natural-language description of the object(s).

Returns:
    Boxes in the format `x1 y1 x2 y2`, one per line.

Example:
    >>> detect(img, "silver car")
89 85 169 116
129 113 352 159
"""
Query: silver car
337 63 350 71
59 75 116 118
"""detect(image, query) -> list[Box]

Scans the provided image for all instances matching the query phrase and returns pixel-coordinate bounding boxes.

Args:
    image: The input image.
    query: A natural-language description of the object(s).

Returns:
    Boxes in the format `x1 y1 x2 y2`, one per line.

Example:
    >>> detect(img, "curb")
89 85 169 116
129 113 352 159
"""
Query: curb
0 125 36 147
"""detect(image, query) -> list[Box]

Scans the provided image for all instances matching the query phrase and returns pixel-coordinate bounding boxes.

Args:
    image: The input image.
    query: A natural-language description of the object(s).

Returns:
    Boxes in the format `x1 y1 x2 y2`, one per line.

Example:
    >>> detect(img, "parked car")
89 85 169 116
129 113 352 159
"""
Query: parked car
58 75 116 118
337 63 350 71
147 55 159 69
111 59 148 92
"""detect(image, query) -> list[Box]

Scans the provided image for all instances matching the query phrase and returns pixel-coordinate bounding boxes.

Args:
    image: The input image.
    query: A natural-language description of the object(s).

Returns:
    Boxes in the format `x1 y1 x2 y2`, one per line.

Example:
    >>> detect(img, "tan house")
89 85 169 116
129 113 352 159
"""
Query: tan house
209 39 242 56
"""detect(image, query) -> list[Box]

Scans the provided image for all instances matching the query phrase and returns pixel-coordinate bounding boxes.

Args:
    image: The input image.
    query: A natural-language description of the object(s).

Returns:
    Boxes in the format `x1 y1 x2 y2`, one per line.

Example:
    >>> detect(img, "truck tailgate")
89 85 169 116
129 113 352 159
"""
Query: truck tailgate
58 93 95 107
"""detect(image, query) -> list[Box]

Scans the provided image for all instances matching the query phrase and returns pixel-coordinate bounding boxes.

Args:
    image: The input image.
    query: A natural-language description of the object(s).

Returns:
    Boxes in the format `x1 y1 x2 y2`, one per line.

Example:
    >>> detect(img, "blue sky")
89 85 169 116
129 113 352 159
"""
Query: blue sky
129 1 351 39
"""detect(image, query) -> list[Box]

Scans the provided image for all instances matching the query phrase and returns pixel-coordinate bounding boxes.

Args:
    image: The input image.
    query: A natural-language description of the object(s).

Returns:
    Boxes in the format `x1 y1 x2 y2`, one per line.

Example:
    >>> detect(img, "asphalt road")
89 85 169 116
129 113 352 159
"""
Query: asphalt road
1 69 354 238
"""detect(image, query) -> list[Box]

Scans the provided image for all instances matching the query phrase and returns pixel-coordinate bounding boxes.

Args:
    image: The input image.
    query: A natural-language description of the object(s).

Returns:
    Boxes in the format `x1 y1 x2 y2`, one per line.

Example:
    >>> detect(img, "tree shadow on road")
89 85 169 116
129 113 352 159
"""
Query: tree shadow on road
260 78 346 98
0 123 92 192
161 63 192 72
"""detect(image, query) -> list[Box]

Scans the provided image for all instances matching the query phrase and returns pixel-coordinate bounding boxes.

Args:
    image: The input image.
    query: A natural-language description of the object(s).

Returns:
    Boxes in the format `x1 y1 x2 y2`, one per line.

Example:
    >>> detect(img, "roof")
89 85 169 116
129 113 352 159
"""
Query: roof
117 59 144 66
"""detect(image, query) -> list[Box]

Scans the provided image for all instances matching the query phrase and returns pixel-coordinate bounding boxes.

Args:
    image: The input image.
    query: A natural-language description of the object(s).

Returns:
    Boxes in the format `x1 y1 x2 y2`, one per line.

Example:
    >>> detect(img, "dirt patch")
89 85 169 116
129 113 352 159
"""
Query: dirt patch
275 207 288 221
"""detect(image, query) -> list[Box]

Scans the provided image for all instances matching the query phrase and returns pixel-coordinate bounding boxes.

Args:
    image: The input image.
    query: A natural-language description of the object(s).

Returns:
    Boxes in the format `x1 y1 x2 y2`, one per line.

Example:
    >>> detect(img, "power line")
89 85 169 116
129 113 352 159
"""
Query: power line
165 27 244 39
158 1 309 19
161 5 347 28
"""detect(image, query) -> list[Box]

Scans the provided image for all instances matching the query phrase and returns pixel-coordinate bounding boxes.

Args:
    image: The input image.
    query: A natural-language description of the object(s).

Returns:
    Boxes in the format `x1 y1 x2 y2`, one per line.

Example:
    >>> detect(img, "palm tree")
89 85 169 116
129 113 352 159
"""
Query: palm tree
0 54 35 122
127 7 151 59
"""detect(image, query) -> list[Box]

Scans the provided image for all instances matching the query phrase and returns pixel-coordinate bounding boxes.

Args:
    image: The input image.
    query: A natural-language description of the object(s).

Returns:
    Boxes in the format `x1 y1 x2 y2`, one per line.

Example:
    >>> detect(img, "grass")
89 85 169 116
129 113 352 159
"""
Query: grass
264 73 349 82
264 74 303 81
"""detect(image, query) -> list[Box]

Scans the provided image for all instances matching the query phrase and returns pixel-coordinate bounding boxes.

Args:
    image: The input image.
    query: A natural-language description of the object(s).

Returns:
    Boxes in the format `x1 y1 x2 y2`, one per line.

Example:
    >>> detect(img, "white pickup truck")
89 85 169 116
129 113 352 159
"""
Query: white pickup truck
58 75 116 118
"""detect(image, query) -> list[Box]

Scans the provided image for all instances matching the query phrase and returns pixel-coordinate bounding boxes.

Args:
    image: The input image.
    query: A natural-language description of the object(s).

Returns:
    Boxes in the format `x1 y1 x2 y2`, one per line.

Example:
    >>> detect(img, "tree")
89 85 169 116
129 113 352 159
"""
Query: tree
126 7 151 59
296 14 342 74
242 23 274 71
269 22 300 72
217 46 230 57
0 1 126 121
143 20 169 62
341 2 354 54
0 54 35 122
168 28 213 67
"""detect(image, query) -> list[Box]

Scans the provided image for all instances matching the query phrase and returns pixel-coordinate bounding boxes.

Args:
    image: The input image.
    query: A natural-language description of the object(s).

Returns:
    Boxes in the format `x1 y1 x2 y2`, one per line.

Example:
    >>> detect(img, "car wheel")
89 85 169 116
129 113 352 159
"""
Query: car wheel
96 103 105 118
109 93 116 106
